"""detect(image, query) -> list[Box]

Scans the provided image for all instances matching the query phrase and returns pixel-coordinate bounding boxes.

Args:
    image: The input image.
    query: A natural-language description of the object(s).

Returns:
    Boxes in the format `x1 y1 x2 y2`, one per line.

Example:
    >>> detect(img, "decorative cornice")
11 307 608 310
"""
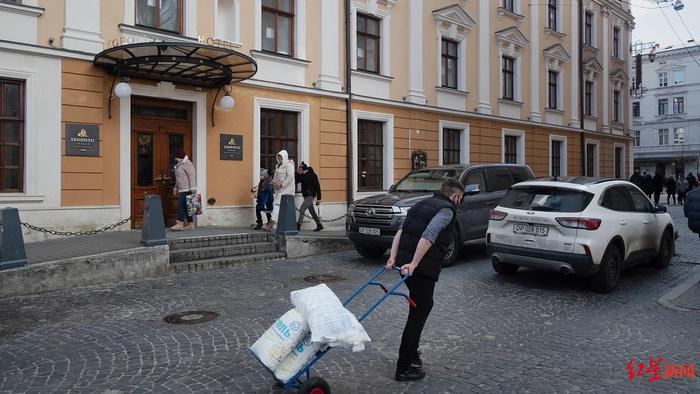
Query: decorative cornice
0 1 44 17
495 27 529 56
432 4 476 31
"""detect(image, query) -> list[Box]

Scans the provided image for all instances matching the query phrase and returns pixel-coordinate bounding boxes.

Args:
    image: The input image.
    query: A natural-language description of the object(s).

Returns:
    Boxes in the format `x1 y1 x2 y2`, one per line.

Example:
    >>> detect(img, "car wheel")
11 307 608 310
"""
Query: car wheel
298 376 331 394
650 230 673 269
492 257 519 275
354 244 387 259
441 233 460 268
591 244 622 293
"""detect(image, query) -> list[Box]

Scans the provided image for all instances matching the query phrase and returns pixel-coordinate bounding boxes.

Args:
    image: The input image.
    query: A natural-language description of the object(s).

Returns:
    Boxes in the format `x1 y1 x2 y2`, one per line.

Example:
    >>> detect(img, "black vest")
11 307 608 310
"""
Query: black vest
396 193 457 282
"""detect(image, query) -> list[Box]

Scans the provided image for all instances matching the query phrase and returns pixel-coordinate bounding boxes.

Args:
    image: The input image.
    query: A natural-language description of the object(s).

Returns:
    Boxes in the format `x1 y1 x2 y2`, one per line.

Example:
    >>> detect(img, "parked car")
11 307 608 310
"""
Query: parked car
347 164 535 266
486 177 675 293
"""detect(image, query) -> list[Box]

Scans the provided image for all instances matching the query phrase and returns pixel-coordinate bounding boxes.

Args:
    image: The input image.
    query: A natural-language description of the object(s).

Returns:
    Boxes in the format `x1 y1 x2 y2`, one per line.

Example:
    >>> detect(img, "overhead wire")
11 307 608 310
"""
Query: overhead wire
657 4 700 67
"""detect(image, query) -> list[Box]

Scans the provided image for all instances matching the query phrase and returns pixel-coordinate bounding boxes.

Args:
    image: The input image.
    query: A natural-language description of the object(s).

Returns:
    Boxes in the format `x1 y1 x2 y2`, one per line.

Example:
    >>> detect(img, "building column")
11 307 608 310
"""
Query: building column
568 0 580 127
62 0 103 53
405 0 427 104
601 7 610 132
317 0 343 91
475 0 492 114
528 0 541 122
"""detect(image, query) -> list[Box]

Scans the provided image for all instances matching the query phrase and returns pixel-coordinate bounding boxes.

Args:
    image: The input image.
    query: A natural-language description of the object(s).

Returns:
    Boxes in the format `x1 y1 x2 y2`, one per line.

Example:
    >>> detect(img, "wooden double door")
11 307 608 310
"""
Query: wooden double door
131 98 192 228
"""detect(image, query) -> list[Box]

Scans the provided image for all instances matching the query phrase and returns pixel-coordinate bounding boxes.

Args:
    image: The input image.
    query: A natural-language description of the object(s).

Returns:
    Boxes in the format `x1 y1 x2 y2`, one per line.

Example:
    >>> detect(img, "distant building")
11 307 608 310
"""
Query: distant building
633 44 700 178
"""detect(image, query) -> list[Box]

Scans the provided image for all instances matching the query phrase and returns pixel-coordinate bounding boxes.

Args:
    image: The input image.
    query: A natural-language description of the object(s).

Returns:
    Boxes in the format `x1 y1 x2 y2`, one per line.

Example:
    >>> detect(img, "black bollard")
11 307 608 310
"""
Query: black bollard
276 194 299 236
0 208 27 270
141 195 167 247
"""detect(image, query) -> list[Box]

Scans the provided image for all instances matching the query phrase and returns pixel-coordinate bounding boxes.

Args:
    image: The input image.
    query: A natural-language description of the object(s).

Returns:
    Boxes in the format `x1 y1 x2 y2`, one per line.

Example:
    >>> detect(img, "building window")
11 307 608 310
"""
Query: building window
551 140 562 177
136 0 183 33
658 72 668 87
0 78 24 193
502 56 515 100
672 70 684 85
634 130 640 147
356 13 381 74
674 127 685 144
584 81 593 116
441 39 458 89
613 27 620 58
584 12 593 46
504 135 518 164
658 128 669 145
673 97 684 114
614 147 623 179
442 128 461 165
261 0 295 56
632 102 640 118
503 0 514 12
658 98 668 115
548 70 558 109
586 143 597 176
613 90 620 122
548 0 558 31
358 120 384 191
260 109 298 174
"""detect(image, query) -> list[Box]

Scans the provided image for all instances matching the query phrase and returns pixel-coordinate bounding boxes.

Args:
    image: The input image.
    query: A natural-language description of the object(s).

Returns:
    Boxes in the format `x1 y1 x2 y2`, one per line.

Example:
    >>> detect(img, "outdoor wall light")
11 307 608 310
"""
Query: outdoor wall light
211 84 234 126
219 92 235 110
114 80 132 99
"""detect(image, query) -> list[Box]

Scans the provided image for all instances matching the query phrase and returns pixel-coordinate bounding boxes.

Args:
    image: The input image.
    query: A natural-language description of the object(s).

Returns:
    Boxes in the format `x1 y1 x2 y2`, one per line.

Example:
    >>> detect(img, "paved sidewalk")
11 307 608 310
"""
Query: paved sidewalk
660 203 700 311
24 226 346 264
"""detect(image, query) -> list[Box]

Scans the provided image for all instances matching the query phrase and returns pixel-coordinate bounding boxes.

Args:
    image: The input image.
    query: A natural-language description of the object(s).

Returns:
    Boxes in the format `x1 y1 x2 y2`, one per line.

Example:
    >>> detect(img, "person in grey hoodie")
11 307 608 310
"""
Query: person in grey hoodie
172 148 197 231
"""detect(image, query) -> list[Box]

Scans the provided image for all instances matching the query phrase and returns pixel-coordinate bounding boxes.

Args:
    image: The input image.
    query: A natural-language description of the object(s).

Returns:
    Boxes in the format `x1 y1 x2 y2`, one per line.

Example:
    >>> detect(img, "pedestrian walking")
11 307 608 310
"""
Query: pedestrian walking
688 172 699 191
295 162 323 232
665 176 677 205
252 169 274 230
643 172 654 200
653 172 664 204
385 178 464 382
684 186 700 238
677 175 689 205
267 150 295 231
629 170 643 190
171 148 197 231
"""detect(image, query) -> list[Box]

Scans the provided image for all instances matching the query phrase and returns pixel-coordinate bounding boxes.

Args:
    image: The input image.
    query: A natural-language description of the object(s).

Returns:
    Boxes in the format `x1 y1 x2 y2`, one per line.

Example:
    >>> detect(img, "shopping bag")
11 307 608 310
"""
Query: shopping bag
186 193 203 216
250 308 310 371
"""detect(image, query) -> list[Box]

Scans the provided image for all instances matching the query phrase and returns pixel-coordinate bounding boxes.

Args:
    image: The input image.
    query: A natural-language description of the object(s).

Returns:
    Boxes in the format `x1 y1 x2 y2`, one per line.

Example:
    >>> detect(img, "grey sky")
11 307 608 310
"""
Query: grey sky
630 0 700 50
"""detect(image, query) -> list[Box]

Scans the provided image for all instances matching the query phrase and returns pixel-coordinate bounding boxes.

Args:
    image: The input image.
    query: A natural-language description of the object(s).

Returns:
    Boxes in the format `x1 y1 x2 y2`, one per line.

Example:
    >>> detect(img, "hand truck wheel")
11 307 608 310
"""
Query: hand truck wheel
298 376 330 394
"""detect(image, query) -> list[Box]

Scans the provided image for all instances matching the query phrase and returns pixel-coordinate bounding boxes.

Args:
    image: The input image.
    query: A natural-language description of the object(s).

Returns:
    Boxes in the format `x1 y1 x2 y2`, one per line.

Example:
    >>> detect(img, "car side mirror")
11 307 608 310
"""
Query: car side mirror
654 204 667 214
389 184 396 192
464 184 480 196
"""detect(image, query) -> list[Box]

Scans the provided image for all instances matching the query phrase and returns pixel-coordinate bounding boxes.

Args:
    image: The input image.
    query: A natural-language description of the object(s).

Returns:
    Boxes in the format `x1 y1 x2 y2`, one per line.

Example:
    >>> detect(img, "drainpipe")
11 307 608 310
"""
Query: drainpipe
579 0 586 176
345 0 353 205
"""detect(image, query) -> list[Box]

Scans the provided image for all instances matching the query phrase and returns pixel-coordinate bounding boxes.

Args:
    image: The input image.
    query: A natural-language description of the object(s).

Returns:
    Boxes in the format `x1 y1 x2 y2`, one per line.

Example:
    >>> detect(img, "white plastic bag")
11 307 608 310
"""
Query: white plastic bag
250 308 309 371
273 334 323 383
290 284 371 352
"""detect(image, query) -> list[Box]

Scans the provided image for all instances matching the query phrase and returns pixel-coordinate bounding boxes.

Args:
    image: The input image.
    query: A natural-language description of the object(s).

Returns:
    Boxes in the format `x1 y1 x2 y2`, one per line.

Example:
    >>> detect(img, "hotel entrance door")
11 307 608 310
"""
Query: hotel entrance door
131 98 193 228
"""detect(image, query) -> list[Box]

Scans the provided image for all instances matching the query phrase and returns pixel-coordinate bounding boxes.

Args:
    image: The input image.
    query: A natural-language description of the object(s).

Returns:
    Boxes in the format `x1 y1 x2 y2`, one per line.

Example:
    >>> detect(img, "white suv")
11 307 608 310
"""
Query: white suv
486 177 675 293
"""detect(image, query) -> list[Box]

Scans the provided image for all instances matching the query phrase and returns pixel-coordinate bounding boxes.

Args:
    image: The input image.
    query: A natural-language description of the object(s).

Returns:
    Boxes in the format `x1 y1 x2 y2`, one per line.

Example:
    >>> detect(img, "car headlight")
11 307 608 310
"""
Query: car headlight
399 207 410 216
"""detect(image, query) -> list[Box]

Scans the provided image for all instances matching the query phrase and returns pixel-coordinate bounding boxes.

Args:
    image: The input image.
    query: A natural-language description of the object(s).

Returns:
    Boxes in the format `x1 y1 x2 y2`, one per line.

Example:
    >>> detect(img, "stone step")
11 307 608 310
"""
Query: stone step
169 241 279 263
169 251 287 274
168 233 275 251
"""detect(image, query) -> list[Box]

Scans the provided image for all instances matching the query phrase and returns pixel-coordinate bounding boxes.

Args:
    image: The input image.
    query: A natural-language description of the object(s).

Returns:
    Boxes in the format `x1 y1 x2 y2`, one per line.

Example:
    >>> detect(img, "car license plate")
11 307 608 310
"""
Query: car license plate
359 227 380 236
513 224 549 237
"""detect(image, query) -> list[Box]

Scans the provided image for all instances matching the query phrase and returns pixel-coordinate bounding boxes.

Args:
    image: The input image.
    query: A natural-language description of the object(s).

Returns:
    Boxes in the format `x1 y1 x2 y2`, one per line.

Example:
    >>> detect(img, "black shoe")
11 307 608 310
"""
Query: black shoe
297 224 301 231
313 224 324 232
395 366 425 382
254 223 263 230
411 351 423 367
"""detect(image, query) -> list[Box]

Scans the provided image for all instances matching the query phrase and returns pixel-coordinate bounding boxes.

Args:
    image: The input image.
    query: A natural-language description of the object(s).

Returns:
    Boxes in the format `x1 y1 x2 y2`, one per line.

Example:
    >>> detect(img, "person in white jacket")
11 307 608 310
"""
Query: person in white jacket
267 149 295 231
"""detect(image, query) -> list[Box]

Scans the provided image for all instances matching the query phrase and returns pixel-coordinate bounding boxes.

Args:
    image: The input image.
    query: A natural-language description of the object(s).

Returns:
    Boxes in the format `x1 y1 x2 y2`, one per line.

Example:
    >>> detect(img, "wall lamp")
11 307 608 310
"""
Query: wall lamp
108 75 131 119
211 84 235 127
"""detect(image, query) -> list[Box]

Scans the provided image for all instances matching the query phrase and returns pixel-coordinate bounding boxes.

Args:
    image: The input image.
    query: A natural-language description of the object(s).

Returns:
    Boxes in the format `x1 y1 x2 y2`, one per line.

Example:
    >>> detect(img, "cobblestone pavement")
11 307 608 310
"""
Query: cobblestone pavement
1 206 698 393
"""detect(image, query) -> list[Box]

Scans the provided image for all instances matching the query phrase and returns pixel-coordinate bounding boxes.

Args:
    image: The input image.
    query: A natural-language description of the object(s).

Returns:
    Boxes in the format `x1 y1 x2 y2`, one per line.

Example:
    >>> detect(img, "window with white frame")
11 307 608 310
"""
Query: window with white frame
658 128 669 145
674 127 685 144
549 136 567 177
632 101 640 118
613 90 621 122
496 28 528 103
613 27 621 58
584 11 594 46
261 0 295 56
136 0 183 33
673 97 684 114
672 70 684 85
659 71 668 87
356 13 381 73
502 56 515 100
441 39 458 89
585 142 598 177
215 0 239 43
634 130 640 147
438 121 469 165
433 5 473 94
353 111 394 195
614 146 624 179
502 130 525 165
548 0 558 31
585 80 594 116
503 0 514 13
658 98 668 115
548 70 559 109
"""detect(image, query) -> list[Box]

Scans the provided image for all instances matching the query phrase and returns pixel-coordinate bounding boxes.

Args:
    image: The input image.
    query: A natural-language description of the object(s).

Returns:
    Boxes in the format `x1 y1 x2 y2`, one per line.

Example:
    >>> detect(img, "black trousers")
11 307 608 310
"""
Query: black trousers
667 193 676 205
255 208 272 224
397 273 435 370
678 192 686 205
654 191 661 204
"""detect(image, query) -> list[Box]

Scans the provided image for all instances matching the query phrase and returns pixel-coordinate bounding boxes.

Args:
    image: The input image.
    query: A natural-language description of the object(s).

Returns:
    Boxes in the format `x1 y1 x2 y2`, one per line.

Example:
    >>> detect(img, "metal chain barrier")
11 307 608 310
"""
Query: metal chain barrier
295 206 348 224
21 217 132 237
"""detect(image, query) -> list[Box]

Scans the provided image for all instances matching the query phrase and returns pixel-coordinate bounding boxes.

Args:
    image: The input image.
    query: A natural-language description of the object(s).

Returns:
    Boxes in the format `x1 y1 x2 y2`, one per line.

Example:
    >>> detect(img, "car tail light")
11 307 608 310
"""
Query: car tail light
489 210 508 221
556 217 602 230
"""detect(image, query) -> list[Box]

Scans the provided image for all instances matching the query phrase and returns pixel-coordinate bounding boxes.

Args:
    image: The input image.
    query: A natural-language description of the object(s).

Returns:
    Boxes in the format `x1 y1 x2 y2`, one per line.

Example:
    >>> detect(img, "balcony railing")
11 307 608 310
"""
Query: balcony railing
634 143 700 160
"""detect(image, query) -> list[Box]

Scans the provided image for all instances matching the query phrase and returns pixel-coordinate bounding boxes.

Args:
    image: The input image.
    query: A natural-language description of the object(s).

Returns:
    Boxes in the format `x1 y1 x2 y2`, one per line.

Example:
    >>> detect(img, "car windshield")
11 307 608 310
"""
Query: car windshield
499 187 594 212
395 169 460 192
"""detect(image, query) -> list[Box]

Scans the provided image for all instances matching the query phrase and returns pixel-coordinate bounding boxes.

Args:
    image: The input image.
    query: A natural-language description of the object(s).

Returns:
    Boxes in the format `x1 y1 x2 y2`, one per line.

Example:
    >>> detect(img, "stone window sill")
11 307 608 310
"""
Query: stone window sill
352 70 394 82
436 86 468 96
0 1 44 17
497 7 524 23
545 28 567 40
499 98 523 106
251 50 310 67
0 194 45 204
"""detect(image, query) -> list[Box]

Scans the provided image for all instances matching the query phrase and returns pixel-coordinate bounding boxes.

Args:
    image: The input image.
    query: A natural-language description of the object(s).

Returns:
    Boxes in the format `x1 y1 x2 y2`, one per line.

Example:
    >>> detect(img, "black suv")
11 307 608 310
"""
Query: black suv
346 164 534 266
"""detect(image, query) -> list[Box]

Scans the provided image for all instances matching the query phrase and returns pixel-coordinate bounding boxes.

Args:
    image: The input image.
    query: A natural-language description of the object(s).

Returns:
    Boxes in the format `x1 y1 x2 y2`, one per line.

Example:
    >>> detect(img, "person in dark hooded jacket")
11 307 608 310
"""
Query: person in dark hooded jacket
295 162 323 231
653 172 665 204
685 187 700 237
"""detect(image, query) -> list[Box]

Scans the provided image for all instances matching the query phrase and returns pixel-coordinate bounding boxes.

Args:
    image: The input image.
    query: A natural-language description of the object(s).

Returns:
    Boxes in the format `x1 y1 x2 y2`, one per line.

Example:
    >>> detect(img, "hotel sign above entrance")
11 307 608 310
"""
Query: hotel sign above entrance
107 35 240 52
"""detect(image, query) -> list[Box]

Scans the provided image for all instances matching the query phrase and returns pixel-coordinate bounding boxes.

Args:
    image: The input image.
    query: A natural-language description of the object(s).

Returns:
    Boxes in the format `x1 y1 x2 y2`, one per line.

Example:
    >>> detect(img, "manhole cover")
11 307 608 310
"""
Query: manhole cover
303 274 345 283
164 311 219 325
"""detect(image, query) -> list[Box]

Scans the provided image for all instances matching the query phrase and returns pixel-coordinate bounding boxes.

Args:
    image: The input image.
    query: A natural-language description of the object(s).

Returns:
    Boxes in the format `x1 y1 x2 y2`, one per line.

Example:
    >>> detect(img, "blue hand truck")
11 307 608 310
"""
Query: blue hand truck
252 266 415 393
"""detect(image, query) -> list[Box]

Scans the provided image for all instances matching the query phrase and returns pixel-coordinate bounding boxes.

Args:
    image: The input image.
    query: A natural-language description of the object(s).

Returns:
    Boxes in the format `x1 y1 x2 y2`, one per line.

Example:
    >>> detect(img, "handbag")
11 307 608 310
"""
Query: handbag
186 193 202 216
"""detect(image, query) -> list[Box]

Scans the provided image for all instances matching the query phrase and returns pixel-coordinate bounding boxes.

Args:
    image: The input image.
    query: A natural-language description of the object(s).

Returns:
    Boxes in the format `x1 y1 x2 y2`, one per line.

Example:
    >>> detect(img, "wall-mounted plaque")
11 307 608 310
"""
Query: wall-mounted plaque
220 134 243 160
65 124 99 157
412 150 427 170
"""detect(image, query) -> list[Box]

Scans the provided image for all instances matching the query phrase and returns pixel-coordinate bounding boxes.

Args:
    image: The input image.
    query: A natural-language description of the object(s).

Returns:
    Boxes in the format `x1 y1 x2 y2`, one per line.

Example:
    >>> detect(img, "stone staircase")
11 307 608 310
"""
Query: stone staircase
168 232 286 274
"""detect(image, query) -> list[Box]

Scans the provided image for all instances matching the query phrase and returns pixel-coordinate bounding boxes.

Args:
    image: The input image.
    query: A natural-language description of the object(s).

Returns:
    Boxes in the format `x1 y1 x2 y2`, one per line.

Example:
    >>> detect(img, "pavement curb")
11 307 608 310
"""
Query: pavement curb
658 266 700 312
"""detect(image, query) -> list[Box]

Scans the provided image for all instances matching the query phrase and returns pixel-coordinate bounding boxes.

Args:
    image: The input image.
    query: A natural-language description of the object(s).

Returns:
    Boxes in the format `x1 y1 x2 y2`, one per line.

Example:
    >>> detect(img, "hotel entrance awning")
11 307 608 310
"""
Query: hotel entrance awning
93 42 257 88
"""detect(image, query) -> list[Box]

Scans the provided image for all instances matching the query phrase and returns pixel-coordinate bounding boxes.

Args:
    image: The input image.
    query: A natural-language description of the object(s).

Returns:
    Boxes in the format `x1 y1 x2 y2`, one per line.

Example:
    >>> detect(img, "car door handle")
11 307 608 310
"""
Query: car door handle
619 220 627 225
643 219 650 224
